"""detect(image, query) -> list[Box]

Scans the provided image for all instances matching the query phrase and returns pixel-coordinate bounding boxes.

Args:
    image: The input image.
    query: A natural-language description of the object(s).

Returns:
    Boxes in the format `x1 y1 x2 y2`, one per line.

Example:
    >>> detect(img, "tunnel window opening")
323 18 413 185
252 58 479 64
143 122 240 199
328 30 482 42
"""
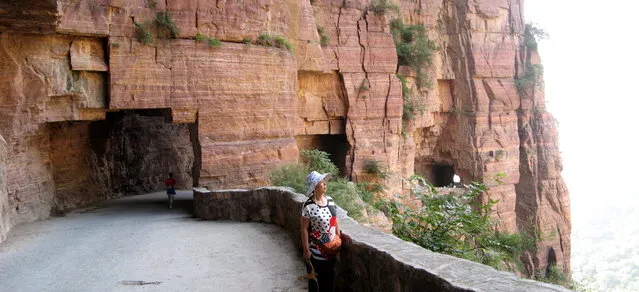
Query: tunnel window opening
295 134 348 176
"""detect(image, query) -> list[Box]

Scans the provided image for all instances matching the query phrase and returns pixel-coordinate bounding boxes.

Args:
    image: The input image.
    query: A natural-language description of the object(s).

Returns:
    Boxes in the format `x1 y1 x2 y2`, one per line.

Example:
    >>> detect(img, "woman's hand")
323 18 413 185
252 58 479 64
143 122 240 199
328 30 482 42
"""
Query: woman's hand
303 249 311 260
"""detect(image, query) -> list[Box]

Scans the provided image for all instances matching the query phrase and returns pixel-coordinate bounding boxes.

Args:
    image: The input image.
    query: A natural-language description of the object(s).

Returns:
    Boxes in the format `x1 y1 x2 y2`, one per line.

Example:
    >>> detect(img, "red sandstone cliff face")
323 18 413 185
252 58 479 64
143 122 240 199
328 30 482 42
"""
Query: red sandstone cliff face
0 0 569 275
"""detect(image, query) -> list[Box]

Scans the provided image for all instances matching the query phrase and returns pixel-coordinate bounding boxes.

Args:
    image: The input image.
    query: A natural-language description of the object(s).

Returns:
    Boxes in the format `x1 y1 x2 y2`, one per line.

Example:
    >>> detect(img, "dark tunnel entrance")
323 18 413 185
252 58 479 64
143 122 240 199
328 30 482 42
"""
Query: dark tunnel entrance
415 163 456 187
296 134 349 176
47 109 197 210
431 164 455 187
88 109 196 194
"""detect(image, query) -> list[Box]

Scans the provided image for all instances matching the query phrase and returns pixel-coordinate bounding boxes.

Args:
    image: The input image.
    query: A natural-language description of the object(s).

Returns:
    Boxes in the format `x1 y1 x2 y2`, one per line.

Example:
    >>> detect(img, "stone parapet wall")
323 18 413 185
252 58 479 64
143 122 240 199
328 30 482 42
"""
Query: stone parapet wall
193 187 570 292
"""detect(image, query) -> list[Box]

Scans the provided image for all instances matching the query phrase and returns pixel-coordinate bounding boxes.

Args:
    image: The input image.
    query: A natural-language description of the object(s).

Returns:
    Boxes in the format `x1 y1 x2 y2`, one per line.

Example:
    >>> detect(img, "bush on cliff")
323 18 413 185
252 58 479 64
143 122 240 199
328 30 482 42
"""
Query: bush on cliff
270 164 308 194
317 26 329 47
155 12 180 38
269 150 384 222
134 22 153 45
379 175 536 272
256 34 293 52
515 63 544 95
369 0 400 15
390 19 438 89
301 149 339 177
523 22 549 50
194 33 223 47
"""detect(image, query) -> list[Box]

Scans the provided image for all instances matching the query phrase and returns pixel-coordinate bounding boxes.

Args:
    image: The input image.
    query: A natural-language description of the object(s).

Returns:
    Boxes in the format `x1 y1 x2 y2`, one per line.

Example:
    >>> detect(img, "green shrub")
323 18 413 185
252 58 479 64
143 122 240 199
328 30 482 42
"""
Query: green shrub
327 178 365 221
364 159 388 179
320 34 329 47
317 26 329 46
380 176 536 271
301 149 338 177
194 33 207 42
242 37 252 44
257 34 273 46
111 42 120 47
134 22 153 45
269 164 309 194
390 19 437 89
269 150 383 223
256 34 293 52
274 35 293 51
523 23 548 50
208 38 222 47
515 63 544 95
155 12 180 38
194 33 222 47
369 0 400 15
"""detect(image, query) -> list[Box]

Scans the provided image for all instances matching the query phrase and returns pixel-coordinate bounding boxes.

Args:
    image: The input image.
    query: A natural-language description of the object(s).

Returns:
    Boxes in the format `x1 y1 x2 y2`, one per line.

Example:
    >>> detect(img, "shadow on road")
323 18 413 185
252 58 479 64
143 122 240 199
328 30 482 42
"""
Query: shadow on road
77 190 195 217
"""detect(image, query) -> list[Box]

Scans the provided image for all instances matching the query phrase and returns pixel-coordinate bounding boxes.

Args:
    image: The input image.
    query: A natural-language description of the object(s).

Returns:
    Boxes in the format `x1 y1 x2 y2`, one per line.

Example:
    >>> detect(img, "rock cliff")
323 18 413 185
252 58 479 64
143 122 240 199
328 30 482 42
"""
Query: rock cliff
0 0 570 275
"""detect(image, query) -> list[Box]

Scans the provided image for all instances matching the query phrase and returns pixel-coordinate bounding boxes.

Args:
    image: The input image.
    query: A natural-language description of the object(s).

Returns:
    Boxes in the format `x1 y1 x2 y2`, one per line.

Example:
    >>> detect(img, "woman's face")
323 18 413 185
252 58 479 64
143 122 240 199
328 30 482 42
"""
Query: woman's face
315 180 327 195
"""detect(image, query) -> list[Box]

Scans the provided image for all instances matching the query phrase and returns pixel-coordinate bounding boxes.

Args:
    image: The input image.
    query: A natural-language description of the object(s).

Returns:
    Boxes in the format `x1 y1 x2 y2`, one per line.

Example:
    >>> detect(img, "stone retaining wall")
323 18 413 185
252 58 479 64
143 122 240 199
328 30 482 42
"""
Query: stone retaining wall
193 187 570 292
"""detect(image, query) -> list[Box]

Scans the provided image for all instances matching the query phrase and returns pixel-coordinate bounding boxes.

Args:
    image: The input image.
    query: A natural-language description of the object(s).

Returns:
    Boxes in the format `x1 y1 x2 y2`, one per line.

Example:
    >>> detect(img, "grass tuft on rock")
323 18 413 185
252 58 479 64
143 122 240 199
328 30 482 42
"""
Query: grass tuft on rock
155 12 180 38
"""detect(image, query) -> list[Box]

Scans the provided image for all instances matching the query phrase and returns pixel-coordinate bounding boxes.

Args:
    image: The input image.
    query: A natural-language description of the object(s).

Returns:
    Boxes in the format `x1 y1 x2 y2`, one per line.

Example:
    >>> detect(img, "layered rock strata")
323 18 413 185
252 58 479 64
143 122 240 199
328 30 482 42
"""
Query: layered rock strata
0 0 570 276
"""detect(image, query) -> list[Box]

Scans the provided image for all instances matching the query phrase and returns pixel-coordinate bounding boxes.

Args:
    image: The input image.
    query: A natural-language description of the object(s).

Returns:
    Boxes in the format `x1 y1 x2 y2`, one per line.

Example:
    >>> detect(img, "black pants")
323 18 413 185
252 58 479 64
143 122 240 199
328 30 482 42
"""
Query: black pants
310 257 336 292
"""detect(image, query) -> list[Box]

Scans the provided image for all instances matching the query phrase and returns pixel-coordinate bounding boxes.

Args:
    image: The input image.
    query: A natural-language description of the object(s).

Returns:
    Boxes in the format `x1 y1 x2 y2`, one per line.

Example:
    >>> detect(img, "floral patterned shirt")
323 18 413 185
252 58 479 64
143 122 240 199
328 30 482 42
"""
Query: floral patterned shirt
301 196 338 260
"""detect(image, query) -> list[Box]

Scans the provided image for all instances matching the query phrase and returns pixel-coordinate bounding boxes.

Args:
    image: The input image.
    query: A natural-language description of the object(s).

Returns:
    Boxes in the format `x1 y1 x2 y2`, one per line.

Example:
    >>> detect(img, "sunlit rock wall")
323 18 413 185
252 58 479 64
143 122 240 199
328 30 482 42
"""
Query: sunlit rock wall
0 0 570 276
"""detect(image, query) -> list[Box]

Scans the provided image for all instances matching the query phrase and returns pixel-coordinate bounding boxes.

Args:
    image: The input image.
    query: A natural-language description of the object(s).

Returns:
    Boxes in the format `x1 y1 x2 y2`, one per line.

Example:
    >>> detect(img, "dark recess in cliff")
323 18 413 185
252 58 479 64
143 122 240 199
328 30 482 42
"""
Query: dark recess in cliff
296 134 349 176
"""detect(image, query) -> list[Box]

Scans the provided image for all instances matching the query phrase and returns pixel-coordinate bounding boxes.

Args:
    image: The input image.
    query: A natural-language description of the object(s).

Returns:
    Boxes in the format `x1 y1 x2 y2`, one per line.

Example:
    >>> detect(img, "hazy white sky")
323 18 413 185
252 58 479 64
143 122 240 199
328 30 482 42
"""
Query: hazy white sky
525 0 639 217
524 3 639 288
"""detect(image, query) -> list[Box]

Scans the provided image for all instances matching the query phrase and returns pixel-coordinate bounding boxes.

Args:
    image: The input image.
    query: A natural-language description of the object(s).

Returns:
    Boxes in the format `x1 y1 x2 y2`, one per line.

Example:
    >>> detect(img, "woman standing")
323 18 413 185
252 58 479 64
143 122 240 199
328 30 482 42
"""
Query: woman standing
300 171 341 292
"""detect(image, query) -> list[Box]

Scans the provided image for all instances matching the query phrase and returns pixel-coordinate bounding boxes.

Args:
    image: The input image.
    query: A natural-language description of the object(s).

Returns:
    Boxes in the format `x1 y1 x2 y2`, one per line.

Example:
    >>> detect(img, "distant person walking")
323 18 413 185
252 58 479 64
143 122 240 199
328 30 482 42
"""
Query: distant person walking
165 172 176 208
300 171 341 292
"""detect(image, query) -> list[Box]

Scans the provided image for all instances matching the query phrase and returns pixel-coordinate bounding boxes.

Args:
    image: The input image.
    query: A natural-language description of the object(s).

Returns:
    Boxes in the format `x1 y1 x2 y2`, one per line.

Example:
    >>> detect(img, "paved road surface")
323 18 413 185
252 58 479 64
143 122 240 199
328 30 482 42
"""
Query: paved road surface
0 191 307 291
